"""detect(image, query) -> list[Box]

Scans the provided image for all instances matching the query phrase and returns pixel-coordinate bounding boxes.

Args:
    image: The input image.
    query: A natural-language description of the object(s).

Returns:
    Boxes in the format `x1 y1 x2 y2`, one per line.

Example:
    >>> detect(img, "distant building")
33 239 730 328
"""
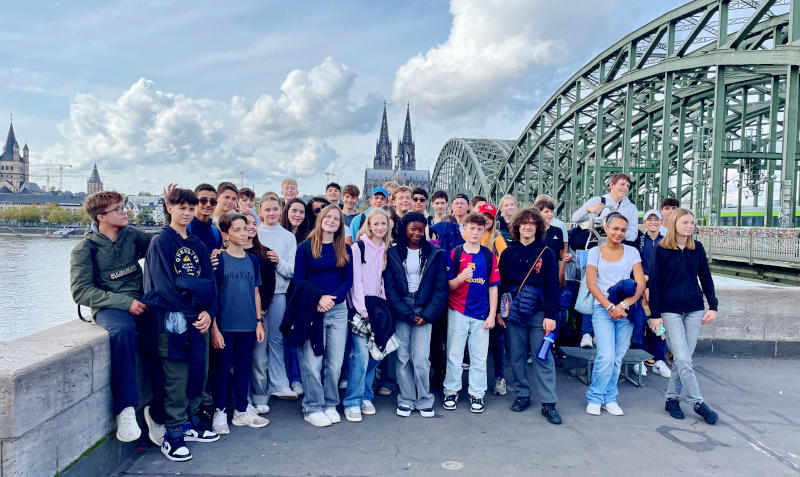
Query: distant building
87 164 103 195
0 120 31 194
363 103 430 199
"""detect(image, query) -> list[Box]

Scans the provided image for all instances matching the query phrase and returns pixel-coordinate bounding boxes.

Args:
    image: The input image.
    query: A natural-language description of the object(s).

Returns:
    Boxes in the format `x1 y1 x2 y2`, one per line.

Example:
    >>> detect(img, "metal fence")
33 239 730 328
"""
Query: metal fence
698 231 800 266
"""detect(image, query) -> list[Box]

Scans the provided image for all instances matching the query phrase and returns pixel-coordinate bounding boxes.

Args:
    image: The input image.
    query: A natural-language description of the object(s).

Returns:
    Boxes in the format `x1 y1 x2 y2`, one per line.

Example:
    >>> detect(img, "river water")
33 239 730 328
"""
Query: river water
0 235 83 341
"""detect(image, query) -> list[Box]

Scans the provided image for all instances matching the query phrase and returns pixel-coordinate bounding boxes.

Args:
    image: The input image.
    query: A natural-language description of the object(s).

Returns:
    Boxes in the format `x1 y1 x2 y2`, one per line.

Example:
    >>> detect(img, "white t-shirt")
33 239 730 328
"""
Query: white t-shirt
587 244 641 305
405 248 422 293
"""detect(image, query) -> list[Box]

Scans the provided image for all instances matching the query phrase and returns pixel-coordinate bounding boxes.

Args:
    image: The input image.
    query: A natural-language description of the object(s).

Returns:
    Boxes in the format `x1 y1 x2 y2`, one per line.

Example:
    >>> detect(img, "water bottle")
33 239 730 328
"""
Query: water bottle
536 332 555 361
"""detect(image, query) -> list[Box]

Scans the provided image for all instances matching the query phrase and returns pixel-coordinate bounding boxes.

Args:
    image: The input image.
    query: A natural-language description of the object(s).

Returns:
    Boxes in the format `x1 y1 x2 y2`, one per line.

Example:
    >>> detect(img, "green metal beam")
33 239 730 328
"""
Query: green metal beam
780 65 799 226
766 75 779 226
710 67 727 225
660 72 674 195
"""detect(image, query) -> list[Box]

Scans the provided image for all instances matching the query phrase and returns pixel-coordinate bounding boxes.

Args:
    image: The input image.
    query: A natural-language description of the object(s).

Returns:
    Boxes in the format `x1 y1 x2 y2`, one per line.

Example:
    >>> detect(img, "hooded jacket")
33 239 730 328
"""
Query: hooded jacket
383 241 448 324
70 223 153 315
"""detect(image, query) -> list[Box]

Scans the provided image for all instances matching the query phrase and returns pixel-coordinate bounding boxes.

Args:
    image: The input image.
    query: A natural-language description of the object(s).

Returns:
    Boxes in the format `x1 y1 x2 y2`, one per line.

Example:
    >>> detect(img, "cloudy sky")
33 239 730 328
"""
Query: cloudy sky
1 0 683 195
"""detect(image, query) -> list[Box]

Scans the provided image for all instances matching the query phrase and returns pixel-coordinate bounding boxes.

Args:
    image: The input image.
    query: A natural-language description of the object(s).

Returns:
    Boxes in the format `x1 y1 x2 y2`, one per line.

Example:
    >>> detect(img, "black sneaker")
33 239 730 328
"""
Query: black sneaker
511 397 531 412
161 428 192 462
443 393 458 410
469 395 484 413
183 420 220 443
541 403 562 425
693 402 719 425
665 399 684 420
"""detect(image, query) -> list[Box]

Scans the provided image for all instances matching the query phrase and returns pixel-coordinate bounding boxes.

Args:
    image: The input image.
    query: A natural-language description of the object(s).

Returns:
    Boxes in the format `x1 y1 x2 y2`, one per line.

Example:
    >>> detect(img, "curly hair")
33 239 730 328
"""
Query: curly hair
509 207 546 242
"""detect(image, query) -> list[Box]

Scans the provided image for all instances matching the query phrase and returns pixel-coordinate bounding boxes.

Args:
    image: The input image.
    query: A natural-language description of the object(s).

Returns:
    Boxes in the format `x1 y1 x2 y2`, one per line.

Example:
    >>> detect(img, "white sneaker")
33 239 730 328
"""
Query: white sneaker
652 360 672 378
493 377 508 396
270 389 299 401
580 333 594 348
144 405 165 446
254 403 270 414
586 403 601 415
339 379 348 390
304 411 331 427
291 381 304 395
633 362 647 376
212 409 230 435
323 407 341 424
344 407 362 422
232 408 269 428
603 402 624 416
116 406 141 442
360 400 376 415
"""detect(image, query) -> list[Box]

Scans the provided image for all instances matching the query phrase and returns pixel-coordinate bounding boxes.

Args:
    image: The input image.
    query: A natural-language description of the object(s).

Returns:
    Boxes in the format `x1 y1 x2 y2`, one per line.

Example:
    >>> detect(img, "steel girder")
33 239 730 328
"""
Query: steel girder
430 139 514 200
430 0 800 226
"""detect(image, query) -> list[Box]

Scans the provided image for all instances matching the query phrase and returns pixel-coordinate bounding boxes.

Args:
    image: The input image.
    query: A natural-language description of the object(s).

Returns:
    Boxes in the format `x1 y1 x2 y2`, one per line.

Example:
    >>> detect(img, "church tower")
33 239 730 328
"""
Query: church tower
396 104 416 170
87 164 103 195
374 102 392 169
0 119 30 193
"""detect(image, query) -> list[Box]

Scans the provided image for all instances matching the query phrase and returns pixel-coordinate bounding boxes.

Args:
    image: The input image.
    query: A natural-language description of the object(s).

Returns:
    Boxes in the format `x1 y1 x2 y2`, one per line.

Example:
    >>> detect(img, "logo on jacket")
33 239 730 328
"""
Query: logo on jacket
174 247 201 276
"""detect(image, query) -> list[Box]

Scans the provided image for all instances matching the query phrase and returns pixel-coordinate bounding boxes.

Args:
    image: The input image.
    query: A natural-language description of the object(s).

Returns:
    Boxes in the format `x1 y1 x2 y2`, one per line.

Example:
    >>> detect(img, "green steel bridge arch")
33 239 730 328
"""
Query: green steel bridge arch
430 0 800 227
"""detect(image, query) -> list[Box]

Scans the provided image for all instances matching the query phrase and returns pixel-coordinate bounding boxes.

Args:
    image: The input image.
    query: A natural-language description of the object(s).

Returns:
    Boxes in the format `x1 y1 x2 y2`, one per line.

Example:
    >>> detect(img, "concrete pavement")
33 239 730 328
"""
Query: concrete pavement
116 357 800 477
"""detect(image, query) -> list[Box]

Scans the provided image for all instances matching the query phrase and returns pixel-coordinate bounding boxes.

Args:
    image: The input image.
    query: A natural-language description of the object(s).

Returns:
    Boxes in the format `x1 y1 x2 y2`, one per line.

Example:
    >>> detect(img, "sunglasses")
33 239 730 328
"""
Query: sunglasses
198 198 218 206
412 197 426 202
313 207 323 214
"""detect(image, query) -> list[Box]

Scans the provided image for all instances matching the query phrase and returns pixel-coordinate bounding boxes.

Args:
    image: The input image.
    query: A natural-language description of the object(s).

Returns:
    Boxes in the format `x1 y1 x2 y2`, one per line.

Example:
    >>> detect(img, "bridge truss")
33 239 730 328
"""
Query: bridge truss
430 0 800 226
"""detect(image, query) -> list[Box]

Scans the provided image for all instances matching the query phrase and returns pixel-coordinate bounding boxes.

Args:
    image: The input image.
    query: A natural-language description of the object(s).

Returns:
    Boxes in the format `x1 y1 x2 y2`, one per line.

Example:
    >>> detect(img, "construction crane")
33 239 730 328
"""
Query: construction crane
32 163 73 191
240 169 249 188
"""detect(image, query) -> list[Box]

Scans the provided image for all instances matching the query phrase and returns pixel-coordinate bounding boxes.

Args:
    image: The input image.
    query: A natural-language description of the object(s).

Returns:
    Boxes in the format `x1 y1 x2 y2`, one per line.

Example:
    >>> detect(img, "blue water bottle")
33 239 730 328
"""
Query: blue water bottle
536 332 555 361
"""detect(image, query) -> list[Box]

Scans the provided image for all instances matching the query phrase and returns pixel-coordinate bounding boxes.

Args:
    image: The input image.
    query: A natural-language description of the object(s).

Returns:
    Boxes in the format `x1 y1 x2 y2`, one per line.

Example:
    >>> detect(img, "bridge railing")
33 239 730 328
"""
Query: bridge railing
696 228 800 266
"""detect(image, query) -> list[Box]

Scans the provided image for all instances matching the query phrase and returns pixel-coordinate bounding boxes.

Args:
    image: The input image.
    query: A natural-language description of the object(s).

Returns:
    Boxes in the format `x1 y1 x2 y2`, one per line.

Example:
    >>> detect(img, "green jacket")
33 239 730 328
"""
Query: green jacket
69 224 154 315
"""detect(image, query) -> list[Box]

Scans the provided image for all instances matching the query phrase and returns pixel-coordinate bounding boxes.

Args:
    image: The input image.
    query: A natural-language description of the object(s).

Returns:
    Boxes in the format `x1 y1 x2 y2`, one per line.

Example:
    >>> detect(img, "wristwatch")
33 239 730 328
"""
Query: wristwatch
619 301 630 311
606 303 616 312
256 317 265 324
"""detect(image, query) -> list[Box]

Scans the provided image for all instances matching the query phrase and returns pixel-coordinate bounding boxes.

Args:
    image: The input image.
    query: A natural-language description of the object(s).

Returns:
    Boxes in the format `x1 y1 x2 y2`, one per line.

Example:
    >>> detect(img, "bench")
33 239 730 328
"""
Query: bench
561 346 653 387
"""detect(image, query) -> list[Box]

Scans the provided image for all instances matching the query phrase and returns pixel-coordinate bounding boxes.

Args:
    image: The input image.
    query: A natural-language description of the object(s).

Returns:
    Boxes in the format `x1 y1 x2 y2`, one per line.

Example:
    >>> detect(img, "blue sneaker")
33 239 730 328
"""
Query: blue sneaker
161 427 191 462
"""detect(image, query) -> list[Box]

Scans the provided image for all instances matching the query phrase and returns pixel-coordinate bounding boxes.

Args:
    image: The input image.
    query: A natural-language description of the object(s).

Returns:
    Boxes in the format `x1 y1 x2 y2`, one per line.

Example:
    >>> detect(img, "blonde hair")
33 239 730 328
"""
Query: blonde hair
281 178 298 187
308 204 350 267
481 209 500 253
356 208 391 270
660 208 696 250
499 194 517 219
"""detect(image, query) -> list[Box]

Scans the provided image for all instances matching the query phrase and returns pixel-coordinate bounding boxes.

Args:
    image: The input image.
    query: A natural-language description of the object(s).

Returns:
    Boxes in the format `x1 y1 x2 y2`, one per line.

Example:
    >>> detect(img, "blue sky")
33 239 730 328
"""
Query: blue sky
1 0 683 194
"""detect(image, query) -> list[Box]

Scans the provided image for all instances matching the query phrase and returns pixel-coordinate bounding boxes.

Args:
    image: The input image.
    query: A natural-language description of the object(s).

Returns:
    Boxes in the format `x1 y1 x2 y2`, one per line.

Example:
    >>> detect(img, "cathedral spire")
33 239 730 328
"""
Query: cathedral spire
396 103 415 170
373 101 392 170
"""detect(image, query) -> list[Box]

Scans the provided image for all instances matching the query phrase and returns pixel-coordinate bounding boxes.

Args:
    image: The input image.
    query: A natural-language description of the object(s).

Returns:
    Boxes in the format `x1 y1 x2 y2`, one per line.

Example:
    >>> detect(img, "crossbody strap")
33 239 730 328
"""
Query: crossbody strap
516 247 547 297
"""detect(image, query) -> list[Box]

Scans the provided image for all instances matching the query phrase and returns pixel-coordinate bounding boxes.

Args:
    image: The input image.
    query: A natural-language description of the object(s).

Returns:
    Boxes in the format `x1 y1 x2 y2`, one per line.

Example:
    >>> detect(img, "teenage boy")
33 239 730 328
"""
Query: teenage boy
349 186 388 239
659 197 680 235
394 186 413 218
450 193 470 234
431 190 449 225
144 188 220 462
571 172 639 243
411 187 428 214
210 213 269 435
442 213 499 413
470 196 487 213
70 191 165 444
633 209 672 379
281 178 299 203
188 184 223 253
213 182 238 225
238 187 261 226
341 184 360 227
325 182 342 206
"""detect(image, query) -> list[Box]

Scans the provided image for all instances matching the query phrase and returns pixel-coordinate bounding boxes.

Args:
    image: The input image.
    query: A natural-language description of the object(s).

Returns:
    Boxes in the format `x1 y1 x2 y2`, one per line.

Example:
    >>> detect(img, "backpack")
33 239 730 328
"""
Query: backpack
452 244 494 279
355 239 367 264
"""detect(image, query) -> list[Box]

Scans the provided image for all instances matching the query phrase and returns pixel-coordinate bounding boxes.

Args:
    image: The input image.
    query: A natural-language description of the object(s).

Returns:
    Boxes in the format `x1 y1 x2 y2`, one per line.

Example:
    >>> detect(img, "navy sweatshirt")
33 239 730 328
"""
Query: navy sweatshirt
294 240 353 305
188 216 222 253
647 241 718 318
498 240 559 320
636 231 663 277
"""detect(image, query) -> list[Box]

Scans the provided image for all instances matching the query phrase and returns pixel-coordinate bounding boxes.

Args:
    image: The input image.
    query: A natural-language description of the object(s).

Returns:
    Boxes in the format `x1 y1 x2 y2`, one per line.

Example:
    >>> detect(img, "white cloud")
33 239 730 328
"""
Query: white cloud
43 57 378 192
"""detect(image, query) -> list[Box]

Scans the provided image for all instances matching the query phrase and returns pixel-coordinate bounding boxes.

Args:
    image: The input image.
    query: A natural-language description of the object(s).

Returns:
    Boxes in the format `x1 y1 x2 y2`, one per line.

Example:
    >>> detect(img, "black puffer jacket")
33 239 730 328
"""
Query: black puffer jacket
383 241 448 324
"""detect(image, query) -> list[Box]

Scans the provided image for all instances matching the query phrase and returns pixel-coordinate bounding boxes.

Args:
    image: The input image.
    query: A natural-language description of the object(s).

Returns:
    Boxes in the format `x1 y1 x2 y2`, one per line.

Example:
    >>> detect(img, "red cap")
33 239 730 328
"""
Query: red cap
478 203 497 219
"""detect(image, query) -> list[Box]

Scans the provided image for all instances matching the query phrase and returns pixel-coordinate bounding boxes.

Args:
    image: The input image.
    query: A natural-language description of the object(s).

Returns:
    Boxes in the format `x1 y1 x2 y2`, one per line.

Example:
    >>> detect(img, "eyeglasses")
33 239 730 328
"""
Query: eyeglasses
98 205 126 216
412 197 426 202
198 198 218 206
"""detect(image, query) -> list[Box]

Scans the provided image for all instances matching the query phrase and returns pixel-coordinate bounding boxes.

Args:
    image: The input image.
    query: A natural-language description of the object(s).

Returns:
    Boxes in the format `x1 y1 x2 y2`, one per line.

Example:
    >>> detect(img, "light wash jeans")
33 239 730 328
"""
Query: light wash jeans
394 320 434 409
299 302 348 415
587 304 633 405
443 309 490 399
250 293 293 406
342 332 380 409
662 310 705 404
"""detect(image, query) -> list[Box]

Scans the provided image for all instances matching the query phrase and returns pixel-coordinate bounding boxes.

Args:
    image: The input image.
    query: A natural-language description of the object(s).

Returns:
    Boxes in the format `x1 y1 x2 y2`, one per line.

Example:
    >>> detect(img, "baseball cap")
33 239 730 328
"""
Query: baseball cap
453 193 469 203
478 203 497 219
644 209 663 220
371 187 388 198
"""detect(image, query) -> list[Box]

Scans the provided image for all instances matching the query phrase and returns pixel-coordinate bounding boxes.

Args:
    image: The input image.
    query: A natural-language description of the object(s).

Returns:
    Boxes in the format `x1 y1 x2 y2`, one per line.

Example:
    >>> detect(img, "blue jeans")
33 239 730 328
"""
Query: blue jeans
342 332 379 408
663 310 705 403
586 305 633 405
299 302 348 414
581 313 594 335
444 309 490 399
394 320 434 409
251 293 292 405
285 339 302 384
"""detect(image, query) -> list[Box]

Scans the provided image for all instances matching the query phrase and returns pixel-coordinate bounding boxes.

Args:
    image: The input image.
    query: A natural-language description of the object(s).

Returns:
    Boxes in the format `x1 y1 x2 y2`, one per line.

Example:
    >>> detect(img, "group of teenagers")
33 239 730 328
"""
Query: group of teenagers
69 173 720 463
